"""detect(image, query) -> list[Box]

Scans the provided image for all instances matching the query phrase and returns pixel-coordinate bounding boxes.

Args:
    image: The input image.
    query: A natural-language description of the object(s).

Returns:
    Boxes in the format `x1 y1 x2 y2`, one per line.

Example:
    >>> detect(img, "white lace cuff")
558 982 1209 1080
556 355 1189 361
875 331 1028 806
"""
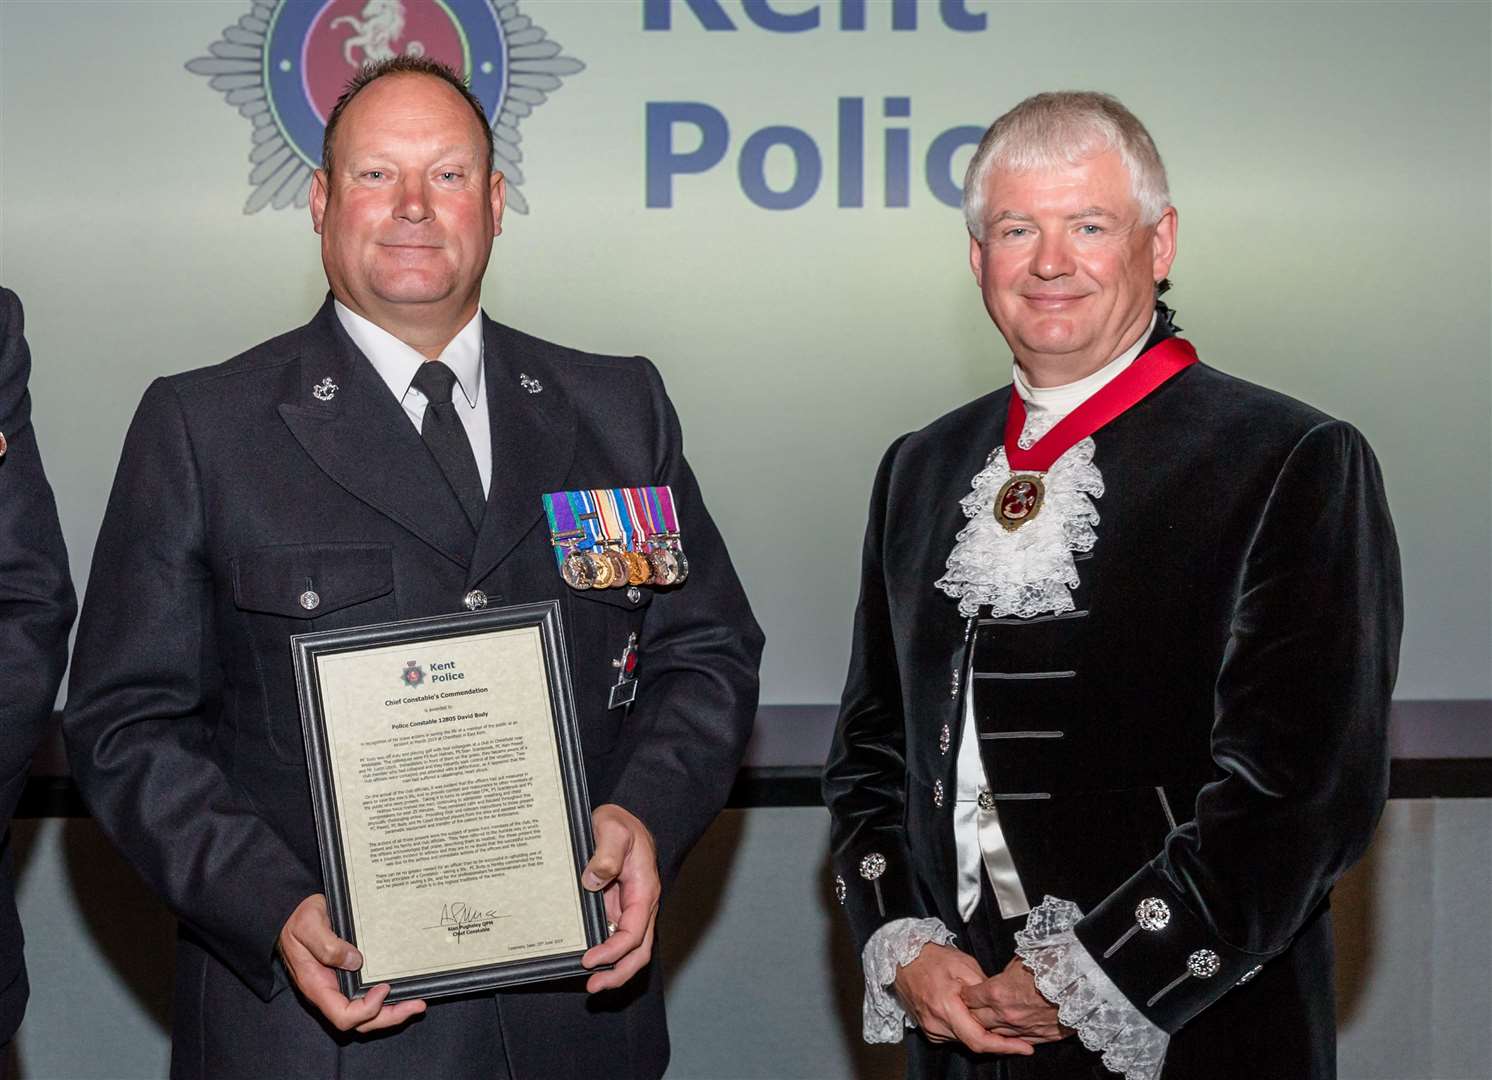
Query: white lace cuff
860 917 957 1044
1015 897 1169 1080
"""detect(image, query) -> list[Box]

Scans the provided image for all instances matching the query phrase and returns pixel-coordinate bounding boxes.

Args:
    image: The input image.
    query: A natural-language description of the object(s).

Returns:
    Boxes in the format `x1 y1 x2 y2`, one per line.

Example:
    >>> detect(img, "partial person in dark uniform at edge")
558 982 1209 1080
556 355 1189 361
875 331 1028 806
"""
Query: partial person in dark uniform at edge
0 288 77 1077
63 57 762 1079
823 92 1402 1079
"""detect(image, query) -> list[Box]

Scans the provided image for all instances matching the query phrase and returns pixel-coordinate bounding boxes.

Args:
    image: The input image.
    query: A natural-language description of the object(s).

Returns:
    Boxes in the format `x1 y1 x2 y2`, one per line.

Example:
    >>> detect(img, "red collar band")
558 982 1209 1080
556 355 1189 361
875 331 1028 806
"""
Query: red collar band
1005 337 1199 473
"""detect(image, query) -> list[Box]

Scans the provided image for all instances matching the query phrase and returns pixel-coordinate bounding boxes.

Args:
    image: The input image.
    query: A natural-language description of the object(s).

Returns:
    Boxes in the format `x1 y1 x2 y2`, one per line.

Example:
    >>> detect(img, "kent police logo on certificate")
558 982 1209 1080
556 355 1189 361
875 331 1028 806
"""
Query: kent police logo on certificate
187 0 583 214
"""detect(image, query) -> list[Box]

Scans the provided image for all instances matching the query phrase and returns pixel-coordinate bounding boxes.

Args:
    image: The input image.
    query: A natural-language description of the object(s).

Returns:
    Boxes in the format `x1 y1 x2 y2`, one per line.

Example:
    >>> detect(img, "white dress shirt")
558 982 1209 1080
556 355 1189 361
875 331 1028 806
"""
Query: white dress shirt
953 313 1157 923
334 301 492 496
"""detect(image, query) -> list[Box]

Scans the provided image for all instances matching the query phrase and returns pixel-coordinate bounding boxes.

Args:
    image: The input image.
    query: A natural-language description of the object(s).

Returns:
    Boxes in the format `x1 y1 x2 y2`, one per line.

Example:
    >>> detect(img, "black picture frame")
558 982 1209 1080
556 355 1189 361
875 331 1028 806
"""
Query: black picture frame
291 600 609 1002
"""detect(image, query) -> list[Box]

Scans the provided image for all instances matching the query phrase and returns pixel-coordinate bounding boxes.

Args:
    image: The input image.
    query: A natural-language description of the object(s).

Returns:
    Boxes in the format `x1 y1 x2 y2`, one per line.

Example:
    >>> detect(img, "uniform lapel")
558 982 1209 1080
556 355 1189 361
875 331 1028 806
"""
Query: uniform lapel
277 299 476 569
465 316 576 588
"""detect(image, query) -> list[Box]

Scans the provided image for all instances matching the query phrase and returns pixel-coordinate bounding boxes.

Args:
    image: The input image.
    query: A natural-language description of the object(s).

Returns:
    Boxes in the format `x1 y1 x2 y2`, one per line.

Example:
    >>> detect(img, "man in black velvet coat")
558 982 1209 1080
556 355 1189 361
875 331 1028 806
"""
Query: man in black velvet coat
64 60 761 1079
823 92 1402 1079
0 288 76 1062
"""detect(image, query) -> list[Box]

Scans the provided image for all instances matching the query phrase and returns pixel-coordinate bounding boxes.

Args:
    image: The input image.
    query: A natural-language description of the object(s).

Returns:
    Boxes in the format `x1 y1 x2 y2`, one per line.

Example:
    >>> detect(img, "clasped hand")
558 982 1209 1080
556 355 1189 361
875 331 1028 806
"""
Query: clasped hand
894 945 1069 1055
277 803 661 1031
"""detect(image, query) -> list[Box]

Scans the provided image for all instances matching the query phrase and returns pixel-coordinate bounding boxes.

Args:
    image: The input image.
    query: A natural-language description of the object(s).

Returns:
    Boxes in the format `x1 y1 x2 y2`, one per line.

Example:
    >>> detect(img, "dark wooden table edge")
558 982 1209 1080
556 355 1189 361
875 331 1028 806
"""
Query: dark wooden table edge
16 759 1492 819
730 759 1492 808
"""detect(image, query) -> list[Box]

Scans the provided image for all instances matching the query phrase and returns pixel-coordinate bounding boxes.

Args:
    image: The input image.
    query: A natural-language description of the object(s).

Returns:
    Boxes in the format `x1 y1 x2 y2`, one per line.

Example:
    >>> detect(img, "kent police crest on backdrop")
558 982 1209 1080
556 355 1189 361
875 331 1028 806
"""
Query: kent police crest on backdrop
186 0 994 216
187 0 585 214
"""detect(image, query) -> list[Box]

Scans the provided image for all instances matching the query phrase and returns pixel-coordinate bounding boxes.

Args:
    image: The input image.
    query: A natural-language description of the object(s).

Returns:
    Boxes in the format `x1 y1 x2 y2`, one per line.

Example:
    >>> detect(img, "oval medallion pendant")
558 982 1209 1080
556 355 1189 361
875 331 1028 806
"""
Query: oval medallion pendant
994 474 1045 531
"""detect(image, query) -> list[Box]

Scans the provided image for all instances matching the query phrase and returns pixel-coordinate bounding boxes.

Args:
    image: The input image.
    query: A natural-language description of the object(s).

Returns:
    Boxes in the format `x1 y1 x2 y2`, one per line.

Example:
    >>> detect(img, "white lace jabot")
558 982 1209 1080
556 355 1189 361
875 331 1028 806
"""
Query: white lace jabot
934 318 1153 619
934 412 1102 619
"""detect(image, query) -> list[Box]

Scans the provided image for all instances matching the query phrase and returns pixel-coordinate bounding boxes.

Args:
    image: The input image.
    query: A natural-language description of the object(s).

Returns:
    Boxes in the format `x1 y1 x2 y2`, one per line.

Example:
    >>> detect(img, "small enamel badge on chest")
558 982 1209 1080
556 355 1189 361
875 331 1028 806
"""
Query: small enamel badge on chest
608 632 639 710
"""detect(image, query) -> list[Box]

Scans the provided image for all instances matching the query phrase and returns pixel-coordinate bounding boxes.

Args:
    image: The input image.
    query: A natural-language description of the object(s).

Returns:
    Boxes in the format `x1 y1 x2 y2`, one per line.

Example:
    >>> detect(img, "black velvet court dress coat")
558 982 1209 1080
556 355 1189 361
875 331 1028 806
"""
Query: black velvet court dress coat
64 300 763 1080
824 318 1403 1079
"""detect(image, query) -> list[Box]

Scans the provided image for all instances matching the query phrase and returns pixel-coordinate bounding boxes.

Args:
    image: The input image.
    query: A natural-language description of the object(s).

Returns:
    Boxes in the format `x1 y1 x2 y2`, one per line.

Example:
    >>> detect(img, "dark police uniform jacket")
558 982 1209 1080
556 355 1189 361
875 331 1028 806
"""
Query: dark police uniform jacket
824 320 1402 1078
64 299 763 1080
0 288 76 1046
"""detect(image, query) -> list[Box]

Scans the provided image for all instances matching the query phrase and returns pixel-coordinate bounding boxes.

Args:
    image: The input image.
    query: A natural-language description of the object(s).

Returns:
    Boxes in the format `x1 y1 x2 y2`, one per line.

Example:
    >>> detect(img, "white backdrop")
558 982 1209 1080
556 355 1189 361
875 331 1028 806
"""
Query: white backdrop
1 0 1488 705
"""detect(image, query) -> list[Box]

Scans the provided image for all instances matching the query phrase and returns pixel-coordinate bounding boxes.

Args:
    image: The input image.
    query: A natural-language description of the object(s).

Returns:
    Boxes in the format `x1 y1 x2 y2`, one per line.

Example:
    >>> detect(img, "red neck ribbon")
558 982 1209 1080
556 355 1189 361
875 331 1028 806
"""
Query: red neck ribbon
1005 336 1199 472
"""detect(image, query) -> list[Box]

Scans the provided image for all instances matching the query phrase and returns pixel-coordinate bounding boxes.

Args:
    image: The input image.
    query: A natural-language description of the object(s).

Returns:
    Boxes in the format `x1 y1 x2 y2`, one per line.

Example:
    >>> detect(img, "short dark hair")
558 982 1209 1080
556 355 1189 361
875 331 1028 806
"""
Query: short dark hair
321 56 495 176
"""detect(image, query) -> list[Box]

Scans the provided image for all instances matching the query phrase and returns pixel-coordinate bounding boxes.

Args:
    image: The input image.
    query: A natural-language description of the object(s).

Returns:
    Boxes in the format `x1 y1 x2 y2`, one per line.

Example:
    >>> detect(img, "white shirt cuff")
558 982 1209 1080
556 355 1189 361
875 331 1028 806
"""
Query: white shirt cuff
1016 896 1170 1080
860 916 957 1044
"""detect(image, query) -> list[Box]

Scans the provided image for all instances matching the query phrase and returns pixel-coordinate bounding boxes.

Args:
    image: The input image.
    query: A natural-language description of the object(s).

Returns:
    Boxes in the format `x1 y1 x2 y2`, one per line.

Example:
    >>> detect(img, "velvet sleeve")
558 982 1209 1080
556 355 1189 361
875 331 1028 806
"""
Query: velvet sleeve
1073 419 1403 1031
823 434 930 951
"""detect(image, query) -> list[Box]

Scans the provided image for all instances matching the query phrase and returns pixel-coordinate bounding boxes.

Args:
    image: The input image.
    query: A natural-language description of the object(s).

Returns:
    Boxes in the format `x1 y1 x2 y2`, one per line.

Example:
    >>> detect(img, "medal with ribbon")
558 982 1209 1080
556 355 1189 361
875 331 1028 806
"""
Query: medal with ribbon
995 337 1199 531
542 485 689 591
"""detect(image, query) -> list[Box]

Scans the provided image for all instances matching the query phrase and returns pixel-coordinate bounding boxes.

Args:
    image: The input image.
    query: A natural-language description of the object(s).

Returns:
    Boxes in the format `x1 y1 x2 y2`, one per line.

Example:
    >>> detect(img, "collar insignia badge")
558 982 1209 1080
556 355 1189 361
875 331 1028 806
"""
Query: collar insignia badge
313 377 339 402
519 373 543 395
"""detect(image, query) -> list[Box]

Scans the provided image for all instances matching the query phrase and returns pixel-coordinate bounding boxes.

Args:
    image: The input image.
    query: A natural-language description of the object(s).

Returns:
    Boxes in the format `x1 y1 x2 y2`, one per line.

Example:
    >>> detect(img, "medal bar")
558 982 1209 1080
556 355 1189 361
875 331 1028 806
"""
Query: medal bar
542 486 690 591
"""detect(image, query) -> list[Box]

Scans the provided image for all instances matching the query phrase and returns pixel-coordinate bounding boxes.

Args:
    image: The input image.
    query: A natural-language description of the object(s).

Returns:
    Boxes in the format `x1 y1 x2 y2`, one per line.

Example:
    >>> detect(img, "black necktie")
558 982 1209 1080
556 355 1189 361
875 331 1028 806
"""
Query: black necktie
411 361 486 531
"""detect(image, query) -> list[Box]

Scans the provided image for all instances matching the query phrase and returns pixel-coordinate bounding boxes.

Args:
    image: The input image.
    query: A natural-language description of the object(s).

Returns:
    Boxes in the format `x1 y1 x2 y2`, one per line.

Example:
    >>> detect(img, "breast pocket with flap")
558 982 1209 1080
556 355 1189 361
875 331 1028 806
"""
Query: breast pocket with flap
232 542 397 764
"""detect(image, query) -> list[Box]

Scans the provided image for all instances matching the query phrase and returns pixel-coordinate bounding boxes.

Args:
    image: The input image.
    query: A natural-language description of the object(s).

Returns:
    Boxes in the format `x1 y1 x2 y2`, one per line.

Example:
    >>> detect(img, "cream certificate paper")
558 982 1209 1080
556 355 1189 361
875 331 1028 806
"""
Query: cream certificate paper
313 625 587 983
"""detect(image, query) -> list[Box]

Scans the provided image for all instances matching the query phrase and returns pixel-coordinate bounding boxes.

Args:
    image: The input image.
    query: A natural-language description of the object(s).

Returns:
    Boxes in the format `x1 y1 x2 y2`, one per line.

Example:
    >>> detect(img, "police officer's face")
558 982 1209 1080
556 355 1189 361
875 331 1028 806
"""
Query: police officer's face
310 74 503 317
969 149 1176 380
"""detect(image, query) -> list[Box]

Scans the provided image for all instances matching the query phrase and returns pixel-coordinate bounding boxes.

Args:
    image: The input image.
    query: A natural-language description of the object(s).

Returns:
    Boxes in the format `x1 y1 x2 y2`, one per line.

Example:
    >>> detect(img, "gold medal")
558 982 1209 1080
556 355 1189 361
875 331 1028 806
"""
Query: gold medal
604 548 631 588
993 474 1045 531
625 549 651 586
589 550 617 589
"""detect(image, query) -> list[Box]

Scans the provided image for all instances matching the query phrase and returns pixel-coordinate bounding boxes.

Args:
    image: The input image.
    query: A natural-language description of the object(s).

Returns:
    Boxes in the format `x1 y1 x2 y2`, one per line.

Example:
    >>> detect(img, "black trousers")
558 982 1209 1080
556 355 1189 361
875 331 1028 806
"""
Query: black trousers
905 876 1112 1080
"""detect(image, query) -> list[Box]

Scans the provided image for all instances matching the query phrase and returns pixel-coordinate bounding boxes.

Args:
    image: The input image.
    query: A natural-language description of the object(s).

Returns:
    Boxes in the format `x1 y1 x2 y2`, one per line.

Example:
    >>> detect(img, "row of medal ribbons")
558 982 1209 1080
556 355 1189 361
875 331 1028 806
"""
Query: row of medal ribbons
542 486 689 591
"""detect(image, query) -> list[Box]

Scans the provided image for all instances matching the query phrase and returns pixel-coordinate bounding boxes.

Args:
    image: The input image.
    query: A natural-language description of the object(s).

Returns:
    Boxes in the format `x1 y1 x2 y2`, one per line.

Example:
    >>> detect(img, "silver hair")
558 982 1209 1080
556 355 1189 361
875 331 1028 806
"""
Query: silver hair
962 91 1170 238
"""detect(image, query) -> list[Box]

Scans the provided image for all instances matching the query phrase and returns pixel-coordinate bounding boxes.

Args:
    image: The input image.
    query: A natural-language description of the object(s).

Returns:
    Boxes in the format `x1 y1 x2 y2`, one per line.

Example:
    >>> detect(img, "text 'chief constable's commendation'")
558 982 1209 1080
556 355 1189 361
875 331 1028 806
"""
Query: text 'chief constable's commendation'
293 603 608 1001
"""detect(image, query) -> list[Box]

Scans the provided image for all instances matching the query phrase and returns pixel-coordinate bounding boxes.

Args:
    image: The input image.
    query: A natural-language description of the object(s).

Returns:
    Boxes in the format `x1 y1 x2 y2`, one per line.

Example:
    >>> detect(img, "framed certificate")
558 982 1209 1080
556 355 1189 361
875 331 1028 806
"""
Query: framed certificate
291 601 609 1003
